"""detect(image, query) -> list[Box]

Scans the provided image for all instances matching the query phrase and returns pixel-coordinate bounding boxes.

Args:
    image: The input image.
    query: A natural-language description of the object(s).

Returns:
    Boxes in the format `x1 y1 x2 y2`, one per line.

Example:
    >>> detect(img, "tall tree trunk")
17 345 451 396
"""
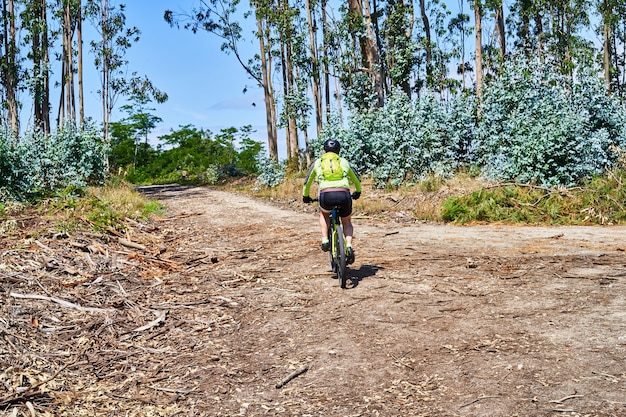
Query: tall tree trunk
535 11 543 62
305 0 322 136
348 0 383 107
362 0 383 106
474 0 483 110
419 0 433 88
257 15 278 160
495 2 505 60
63 0 75 123
77 0 85 126
322 0 331 122
101 0 110 142
6 0 19 134
32 0 45 132
604 20 611 92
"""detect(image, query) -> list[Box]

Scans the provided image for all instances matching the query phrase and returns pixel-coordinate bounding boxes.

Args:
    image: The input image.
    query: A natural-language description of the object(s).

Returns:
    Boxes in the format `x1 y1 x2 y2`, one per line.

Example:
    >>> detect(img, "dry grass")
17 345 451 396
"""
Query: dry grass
231 173 487 223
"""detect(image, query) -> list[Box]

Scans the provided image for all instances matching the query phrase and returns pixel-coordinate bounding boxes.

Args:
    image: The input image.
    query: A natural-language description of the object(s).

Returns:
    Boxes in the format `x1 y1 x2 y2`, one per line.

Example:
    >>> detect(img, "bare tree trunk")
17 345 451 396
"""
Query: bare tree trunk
495 2 505 60
305 0 322 136
322 0 331 122
102 0 110 142
63 0 75 123
6 0 19 134
257 16 278 160
348 0 383 107
604 20 611 92
77 0 85 126
419 0 432 88
474 0 483 110
361 0 383 107
535 11 544 62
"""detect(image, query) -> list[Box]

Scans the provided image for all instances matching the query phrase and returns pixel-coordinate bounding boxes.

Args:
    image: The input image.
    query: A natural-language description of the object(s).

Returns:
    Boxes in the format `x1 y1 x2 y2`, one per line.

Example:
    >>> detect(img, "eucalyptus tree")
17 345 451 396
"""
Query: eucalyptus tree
597 0 626 97
472 0 484 105
448 5 471 90
2 0 20 134
414 0 454 96
57 0 81 126
86 1 165 144
22 0 51 134
382 0 417 96
304 0 322 135
165 0 280 160
345 0 384 107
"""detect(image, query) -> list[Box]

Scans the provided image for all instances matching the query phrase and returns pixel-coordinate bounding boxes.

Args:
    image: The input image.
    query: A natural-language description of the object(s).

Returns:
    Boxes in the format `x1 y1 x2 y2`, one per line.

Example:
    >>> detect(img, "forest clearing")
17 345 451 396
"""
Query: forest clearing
2 185 626 416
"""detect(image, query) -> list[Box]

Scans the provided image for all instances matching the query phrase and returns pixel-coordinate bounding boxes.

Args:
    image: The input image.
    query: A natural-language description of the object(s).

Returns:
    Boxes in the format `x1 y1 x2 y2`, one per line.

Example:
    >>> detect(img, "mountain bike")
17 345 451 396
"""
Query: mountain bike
311 199 348 288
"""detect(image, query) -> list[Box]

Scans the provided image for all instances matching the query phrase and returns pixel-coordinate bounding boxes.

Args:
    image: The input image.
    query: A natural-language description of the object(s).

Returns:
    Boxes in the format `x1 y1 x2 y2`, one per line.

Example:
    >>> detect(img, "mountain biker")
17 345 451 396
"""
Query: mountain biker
302 139 362 264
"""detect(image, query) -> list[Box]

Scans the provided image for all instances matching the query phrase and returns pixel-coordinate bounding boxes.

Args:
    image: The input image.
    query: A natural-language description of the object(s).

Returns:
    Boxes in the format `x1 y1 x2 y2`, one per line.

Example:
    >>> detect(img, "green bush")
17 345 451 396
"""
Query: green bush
0 123 107 202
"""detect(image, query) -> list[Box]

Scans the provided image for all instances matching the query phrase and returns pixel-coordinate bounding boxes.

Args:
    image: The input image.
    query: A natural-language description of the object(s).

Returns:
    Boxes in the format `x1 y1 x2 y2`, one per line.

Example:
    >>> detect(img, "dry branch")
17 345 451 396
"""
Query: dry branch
276 365 309 389
9 292 114 314
118 237 147 251
130 310 168 333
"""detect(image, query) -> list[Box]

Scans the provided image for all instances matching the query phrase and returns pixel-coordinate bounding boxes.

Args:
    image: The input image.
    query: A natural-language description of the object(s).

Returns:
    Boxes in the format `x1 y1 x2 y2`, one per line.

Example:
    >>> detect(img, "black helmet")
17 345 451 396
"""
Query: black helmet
323 139 341 153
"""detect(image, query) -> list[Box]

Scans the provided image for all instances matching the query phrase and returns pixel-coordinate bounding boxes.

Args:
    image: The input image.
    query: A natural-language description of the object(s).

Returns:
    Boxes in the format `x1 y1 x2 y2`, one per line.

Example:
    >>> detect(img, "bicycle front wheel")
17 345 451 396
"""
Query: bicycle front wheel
336 225 347 288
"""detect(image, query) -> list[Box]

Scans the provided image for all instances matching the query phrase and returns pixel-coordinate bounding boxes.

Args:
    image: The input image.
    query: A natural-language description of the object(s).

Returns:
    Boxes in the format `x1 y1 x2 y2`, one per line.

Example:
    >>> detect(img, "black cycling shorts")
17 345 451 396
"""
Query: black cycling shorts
319 190 352 218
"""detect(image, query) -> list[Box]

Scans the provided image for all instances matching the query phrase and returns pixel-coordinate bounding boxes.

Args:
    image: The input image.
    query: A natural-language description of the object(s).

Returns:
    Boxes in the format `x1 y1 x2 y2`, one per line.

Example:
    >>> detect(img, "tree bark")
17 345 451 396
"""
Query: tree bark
362 0 383 106
419 0 433 88
77 0 85 126
256 15 278 160
5 0 20 134
474 0 483 110
305 0 322 136
322 0 331 122
495 2 505 60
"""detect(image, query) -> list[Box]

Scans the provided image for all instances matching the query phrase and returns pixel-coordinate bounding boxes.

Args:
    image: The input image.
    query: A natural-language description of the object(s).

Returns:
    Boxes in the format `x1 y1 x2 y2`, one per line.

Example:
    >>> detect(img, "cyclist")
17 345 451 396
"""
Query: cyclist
302 139 362 264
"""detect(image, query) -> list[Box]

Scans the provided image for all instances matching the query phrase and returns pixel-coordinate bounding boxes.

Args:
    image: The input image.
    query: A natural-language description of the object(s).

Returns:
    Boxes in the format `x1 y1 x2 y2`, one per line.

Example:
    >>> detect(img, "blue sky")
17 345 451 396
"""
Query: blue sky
83 1 268 148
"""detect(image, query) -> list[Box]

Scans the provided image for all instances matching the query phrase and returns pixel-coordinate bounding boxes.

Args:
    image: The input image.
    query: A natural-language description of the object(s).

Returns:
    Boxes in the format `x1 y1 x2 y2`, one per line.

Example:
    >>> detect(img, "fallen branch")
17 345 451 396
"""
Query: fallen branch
131 310 168 333
276 365 309 389
118 238 147 251
459 395 499 408
9 292 113 314
549 394 583 404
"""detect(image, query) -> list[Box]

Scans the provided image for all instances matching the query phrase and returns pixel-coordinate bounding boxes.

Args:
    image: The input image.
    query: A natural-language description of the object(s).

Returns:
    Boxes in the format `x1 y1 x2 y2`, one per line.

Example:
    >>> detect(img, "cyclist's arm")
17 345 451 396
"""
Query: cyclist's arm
347 165 362 193
302 162 317 197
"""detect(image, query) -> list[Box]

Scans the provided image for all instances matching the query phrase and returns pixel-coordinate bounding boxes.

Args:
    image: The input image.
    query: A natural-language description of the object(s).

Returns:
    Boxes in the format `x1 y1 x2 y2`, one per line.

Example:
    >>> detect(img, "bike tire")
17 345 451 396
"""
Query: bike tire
329 225 337 273
336 225 347 288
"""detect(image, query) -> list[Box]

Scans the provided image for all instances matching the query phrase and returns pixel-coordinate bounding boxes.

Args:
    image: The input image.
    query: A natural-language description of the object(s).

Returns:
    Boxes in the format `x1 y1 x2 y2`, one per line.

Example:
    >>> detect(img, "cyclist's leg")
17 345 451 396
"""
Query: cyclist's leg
341 214 353 245
319 210 330 240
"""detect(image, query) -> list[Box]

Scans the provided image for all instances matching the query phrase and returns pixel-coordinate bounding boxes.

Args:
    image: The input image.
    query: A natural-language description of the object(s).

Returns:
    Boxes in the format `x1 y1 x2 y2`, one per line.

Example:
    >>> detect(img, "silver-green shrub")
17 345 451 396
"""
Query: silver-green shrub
0 123 108 202
318 89 471 187
475 58 626 186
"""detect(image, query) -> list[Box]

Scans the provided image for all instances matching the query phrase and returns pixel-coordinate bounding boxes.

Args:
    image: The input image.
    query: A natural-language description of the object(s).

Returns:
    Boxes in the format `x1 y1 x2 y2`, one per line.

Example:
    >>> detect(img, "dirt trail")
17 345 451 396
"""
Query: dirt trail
2 184 626 416
141 185 626 416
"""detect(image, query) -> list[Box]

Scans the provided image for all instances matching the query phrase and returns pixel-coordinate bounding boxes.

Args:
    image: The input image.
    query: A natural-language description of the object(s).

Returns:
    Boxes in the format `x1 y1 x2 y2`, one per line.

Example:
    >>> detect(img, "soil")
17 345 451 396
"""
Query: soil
2 184 626 416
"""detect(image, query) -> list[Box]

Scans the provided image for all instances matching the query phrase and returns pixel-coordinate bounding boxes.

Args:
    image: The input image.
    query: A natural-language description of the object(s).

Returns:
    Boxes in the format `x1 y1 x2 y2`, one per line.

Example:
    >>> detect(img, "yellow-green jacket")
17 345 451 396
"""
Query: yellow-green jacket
302 153 362 197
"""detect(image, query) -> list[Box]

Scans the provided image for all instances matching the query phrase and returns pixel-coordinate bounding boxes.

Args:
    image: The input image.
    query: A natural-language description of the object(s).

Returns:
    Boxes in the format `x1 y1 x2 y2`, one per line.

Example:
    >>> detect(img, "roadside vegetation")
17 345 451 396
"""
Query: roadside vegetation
3 59 626 228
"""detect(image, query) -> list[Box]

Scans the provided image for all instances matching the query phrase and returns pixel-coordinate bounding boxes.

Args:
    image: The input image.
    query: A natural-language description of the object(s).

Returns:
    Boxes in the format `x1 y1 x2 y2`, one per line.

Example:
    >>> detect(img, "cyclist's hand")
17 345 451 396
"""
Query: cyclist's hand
351 191 361 200
303 195 313 204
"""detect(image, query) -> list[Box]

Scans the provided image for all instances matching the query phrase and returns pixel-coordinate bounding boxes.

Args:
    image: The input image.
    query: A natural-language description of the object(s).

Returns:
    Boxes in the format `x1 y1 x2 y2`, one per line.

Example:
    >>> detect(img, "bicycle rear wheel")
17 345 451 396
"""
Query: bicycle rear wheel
328 225 337 273
335 225 347 288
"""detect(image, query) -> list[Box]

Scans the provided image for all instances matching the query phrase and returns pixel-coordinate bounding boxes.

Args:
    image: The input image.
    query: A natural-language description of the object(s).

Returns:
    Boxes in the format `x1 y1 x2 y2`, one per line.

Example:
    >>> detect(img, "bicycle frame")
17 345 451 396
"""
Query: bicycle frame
327 206 348 288
310 198 349 288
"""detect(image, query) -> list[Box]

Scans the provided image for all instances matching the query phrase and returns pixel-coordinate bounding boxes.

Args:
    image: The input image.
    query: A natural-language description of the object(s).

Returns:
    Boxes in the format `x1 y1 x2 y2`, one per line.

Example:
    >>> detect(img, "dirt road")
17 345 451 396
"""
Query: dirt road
3 185 626 416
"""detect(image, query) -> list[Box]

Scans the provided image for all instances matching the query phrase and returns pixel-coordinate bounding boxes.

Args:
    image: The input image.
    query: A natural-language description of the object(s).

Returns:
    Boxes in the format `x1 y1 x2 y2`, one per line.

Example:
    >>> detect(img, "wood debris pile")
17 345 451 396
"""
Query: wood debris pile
0 214 241 416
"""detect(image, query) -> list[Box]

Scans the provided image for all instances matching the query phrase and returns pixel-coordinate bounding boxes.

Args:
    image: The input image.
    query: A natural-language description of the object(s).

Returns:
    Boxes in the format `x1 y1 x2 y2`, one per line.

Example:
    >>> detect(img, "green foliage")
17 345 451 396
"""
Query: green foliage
475 57 626 186
255 155 286 187
442 171 626 225
115 124 262 185
318 90 472 187
0 123 108 202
